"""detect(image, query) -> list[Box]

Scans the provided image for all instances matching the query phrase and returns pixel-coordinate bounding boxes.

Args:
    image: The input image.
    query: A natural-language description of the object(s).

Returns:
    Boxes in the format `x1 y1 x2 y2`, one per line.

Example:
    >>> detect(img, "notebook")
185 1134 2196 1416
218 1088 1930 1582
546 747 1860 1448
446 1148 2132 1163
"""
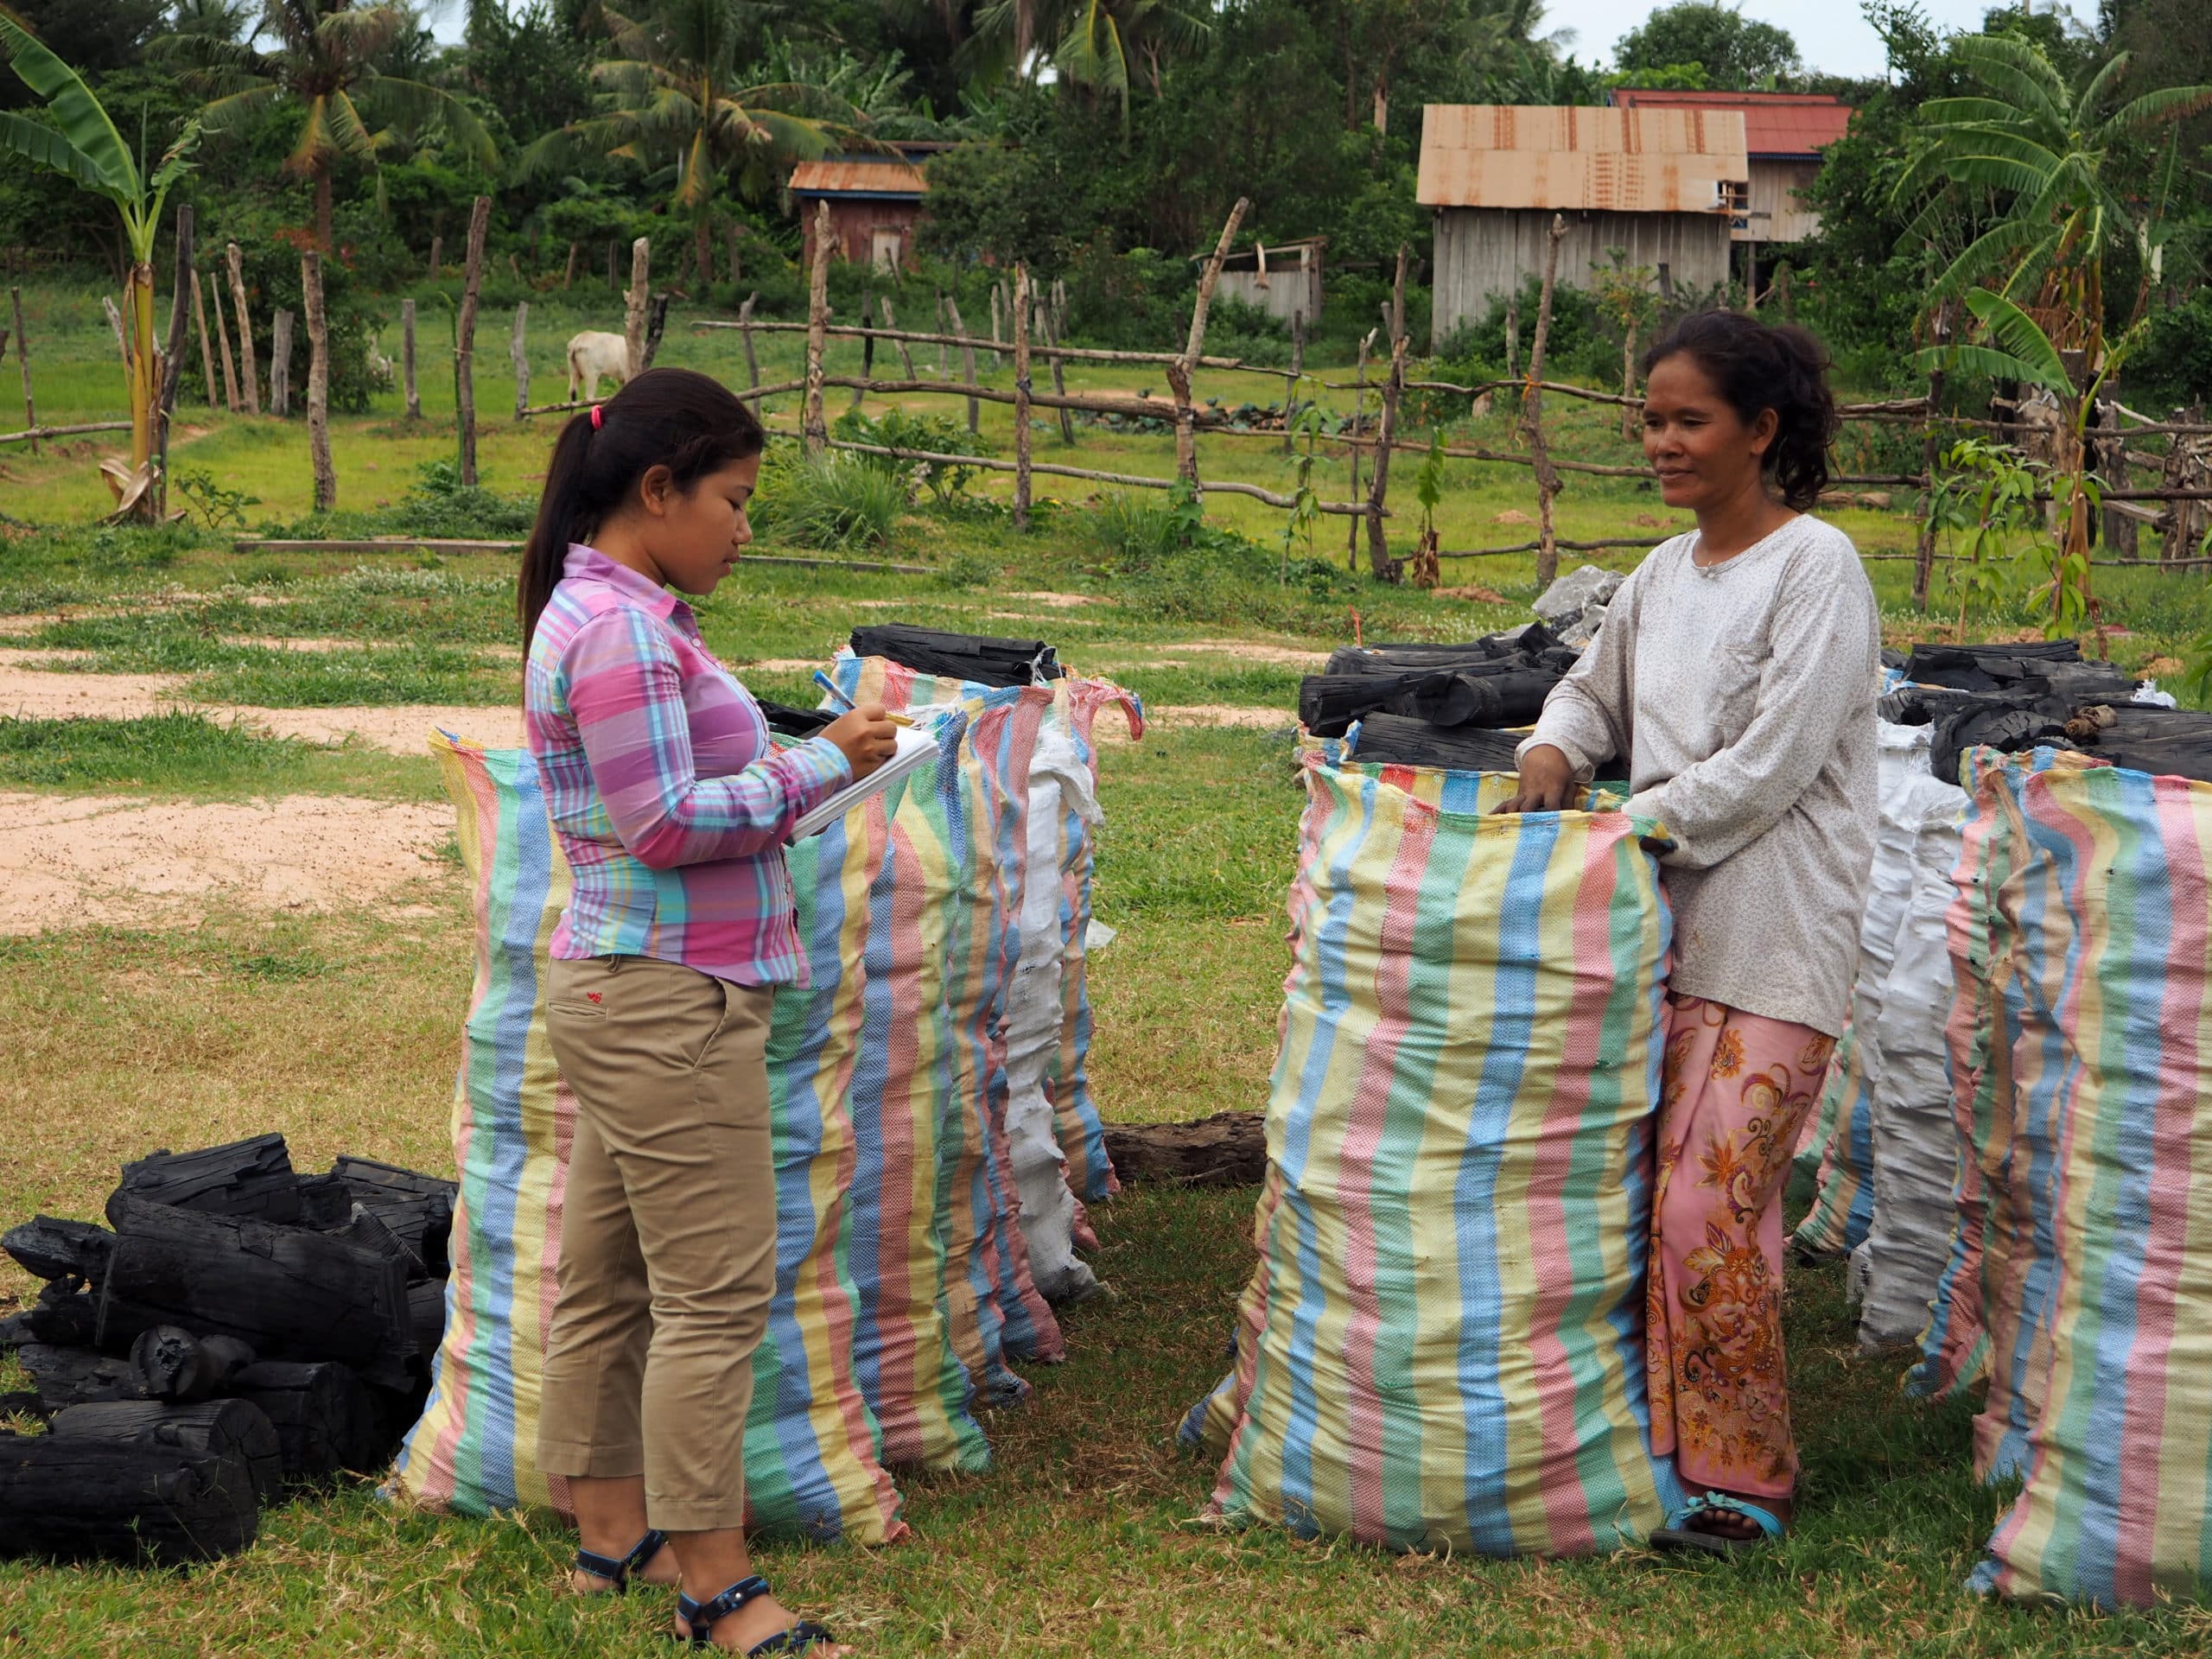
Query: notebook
789 724 941 840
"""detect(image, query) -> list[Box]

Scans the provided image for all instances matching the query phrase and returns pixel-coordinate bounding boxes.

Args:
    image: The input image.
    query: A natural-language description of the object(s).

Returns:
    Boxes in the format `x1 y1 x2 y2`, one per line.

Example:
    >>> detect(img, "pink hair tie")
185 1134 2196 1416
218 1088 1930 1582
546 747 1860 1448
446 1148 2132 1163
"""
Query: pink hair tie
589 404 603 429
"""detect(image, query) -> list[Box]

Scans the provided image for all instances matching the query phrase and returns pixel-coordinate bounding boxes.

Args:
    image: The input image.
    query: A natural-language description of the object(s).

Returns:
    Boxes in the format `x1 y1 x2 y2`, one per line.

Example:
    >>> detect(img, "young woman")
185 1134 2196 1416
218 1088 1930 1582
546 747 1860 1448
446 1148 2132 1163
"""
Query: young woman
1500 310 1878 1553
519 368 893 1652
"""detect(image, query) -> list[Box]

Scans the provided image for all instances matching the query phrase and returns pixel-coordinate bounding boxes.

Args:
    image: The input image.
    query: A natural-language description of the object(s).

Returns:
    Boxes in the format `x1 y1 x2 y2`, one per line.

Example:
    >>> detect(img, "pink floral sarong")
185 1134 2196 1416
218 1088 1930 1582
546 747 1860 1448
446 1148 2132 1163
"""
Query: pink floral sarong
1647 995 1834 1501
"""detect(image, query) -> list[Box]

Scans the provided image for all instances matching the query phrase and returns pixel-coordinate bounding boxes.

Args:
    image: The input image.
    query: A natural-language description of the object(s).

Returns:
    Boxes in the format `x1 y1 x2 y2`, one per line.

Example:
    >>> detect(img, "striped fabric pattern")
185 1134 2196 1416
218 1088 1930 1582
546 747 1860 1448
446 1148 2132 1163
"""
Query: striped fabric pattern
391 733 910 1543
1971 753 2212 1606
1190 754 1683 1554
1792 1030 1874 1257
776 710 992 1474
834 657 1064 1397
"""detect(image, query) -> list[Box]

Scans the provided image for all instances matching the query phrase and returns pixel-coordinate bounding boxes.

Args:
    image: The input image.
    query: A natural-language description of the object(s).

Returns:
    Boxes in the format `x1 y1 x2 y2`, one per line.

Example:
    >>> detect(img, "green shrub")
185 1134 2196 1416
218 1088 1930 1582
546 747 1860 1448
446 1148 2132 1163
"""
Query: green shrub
752 449 905 553
830 407 993 505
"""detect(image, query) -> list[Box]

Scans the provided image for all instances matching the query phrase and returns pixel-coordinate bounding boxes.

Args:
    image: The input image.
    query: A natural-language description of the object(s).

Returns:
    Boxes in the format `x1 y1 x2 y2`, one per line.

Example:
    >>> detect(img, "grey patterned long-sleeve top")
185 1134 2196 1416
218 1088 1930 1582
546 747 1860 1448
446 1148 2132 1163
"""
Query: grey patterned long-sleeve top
1520 514 1878 1036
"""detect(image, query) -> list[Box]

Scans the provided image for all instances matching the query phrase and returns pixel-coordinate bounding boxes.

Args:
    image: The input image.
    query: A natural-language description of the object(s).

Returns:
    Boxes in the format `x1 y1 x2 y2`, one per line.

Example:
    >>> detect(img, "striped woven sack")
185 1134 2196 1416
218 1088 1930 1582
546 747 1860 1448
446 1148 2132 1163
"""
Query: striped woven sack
773 712 992 1475
393 734 907 1542
1046 679 1145 1206
1973 753 2212 1607
831 657 1063 1395
1188 754 1684 1554
1792 1033 1874 1257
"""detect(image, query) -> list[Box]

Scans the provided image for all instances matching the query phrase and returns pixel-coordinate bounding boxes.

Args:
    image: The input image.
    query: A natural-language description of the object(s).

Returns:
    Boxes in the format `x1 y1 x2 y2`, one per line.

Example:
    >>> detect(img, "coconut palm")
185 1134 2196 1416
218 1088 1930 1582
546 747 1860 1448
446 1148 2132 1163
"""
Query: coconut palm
1894 35 2212 337
0 15 199 488
161 1 497 251
520 0 875 288
973 0 1211 116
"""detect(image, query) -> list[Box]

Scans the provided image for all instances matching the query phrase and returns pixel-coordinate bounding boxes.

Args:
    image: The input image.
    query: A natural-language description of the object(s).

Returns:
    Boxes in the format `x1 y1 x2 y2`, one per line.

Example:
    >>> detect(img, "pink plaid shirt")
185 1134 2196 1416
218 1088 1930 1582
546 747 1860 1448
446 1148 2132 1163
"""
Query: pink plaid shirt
524 544 850 986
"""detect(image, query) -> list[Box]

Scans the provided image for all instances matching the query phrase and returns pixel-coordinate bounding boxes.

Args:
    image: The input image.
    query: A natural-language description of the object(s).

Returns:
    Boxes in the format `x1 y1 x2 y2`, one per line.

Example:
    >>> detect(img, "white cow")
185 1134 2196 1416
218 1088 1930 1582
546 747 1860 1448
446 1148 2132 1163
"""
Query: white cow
566 331 632 402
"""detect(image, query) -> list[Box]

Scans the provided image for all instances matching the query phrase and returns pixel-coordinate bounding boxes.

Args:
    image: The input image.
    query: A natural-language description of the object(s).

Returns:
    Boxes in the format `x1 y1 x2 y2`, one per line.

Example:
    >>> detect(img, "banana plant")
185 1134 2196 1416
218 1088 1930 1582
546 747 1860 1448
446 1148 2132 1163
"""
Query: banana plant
1 16 200 493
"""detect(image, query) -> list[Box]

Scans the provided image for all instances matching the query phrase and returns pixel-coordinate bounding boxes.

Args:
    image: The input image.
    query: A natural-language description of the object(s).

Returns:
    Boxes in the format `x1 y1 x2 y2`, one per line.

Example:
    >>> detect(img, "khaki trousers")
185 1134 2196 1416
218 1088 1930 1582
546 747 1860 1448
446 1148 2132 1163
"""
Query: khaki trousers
537 953 779 1532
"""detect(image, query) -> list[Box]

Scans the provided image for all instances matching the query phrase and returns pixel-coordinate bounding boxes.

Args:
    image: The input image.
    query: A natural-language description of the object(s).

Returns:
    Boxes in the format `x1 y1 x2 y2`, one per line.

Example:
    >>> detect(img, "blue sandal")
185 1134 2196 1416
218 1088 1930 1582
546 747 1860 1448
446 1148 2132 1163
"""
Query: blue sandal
677 1575 836 1655
574 1528 671 1592
1650 1492 1786 1556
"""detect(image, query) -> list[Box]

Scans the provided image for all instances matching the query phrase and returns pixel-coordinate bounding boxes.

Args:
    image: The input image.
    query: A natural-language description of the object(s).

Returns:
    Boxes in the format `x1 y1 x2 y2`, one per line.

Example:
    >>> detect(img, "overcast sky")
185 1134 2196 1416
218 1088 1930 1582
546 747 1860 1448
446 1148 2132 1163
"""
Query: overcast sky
1541 1 2073 79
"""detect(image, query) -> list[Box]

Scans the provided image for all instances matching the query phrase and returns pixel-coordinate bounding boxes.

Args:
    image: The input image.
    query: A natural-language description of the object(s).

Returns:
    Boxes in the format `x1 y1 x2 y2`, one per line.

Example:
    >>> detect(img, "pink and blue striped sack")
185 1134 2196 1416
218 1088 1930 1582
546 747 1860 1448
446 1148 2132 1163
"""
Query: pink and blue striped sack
1185 753 1684 1554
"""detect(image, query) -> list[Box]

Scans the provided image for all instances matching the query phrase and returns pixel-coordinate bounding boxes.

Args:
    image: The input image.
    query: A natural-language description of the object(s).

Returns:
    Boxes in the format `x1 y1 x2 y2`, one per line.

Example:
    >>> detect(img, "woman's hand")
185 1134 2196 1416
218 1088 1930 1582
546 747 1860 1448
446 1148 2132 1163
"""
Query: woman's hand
823 703 899 780
1496 744 1576 814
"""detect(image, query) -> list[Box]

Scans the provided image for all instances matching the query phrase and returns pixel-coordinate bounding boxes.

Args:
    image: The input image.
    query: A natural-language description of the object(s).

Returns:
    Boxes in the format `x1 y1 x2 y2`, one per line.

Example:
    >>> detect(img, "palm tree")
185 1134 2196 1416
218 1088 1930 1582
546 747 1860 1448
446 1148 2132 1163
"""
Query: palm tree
0 15 199 488
1894 36 2212 340
162 2 497 251
520 0 874 288
973 0 1211 118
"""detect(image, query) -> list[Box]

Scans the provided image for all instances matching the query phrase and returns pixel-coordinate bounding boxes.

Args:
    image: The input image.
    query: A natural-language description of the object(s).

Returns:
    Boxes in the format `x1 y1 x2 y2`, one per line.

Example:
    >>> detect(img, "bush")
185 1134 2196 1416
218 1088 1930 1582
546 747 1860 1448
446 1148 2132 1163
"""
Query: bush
752 450 905 553
830 408 993 505
2130 289 2212 414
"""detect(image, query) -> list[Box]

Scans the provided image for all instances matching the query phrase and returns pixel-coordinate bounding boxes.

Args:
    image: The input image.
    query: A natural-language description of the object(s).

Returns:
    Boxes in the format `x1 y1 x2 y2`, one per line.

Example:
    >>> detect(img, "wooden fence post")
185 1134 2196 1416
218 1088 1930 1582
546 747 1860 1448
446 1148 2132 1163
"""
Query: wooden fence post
988 282 1004 369
155 202 194 514
1013 263 1033 530
1911 366 1945 609
1053 277 1068 340
625 236 650 378
737 291 760 388
226 242 258 416
10 286 35 455
563 240 578 290
455 194 491 486
208 273 241 413
726 222 741 287
429 234 442 276
852 290 873 410
301 251 334 511
401 299 420 421
1505 290 1519 381
639 292 671 370
1346 327 1371 566
1040 307 1073 444
944 294 978 434
879 295 917 379
934 292 949 377
2097 401 2136 559
1281 308 1304 455
1172 195 1249 489
804 201 830 452
1364 334 1405 578
269 309 292 416
511 303 530 420
607 239 618 294
188 272 215 413
1524 214 1568 588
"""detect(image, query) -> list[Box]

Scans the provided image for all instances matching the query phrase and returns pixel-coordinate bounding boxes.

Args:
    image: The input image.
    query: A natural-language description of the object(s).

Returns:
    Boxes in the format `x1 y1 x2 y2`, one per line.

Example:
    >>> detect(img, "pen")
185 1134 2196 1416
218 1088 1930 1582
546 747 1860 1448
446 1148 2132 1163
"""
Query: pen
813 669 912 726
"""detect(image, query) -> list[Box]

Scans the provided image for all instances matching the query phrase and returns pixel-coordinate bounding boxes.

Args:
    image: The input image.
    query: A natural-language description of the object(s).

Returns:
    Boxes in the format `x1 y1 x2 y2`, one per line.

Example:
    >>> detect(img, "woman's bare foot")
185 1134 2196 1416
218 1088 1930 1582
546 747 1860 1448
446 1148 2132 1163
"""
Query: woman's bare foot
1681 1487 1792 1541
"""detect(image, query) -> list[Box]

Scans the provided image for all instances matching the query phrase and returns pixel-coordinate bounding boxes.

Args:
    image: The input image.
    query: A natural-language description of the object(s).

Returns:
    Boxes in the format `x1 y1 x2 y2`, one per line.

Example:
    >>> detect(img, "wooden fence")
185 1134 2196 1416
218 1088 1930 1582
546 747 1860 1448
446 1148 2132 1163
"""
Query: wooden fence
10 194 2212 607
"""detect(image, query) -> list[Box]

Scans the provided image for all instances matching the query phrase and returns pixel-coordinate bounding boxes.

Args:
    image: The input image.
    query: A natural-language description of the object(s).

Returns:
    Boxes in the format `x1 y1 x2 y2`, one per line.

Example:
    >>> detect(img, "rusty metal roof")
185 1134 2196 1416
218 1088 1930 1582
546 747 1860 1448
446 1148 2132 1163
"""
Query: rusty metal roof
1608 90 1853 158
1416 105 1748 213
788 158 927 199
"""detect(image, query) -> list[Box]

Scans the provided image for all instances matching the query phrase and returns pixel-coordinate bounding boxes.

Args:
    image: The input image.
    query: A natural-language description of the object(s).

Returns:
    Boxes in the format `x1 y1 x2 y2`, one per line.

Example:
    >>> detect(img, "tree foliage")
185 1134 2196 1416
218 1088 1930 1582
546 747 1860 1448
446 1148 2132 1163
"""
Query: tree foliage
1611 3 1801 91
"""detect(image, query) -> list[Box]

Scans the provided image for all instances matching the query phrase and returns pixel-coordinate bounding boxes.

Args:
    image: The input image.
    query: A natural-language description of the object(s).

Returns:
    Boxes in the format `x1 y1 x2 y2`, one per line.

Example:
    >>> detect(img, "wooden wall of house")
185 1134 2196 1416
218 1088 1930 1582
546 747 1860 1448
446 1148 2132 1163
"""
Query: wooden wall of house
1736 160 1822 245
799 200 925 272
1215 265 1325 327
1429 207 1732 345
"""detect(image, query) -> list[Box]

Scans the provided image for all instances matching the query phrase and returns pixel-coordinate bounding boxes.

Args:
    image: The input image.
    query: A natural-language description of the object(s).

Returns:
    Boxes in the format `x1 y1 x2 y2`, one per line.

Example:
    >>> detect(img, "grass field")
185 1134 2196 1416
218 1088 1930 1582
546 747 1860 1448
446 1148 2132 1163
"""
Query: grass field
3 278 2212 1654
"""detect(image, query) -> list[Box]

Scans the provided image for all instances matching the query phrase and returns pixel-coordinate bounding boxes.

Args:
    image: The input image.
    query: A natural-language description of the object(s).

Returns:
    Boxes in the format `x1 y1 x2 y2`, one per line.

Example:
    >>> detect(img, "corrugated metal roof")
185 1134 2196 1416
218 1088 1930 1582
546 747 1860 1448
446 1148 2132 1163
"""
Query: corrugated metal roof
788 158 927 198
1416 105 1749 212
1608 90 1853 157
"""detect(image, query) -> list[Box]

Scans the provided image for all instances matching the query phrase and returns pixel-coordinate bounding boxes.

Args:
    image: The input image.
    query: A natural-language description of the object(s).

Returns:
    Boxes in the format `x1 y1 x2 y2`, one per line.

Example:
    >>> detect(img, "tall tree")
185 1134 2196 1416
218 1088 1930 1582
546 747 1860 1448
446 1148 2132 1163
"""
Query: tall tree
519 0 873 287
1611 2 1801 89
973 0 1211 118
0 14 198 486
162 1 498 251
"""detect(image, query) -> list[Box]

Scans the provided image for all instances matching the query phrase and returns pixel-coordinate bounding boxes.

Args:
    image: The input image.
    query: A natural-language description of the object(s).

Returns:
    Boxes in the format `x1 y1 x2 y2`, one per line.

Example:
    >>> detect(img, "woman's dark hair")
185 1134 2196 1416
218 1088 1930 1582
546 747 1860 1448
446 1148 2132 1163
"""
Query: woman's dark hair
518 366 766 647
1641 309 1839 512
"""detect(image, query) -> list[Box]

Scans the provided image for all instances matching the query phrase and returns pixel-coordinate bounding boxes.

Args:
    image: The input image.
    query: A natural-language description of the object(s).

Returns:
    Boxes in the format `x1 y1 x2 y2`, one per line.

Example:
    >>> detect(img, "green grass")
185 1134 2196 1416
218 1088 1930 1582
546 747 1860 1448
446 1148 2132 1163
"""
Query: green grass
0 714 439 801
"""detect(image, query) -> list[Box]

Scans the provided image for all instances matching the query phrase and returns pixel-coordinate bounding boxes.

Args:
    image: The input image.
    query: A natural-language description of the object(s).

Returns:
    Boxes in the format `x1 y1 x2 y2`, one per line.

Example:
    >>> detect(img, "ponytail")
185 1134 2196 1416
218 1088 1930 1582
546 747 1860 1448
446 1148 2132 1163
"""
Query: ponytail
518 367 766 650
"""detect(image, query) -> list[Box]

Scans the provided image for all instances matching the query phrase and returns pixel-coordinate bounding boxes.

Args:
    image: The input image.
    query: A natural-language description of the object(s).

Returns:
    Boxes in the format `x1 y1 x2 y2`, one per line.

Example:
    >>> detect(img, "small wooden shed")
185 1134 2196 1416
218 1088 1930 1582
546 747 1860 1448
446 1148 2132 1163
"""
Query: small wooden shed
1199 238 1326 328
791 147 943 273
1606 90 1853 245
1418 105 1750 346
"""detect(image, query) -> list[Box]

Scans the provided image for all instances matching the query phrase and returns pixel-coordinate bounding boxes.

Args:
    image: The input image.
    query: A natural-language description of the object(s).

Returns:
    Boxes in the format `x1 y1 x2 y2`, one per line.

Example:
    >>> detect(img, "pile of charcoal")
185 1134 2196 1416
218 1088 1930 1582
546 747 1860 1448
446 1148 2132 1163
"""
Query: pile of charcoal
0 1135 454 1567
849 624 1063 688
1883 640 2212 785
1298 621 1621 775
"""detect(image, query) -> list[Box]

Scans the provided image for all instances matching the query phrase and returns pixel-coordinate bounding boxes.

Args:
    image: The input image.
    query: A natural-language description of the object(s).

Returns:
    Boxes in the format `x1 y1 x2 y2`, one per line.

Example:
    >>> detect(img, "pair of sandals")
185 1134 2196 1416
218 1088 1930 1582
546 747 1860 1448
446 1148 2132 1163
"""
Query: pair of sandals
575 1529 837 1655
1650 1491 1787 1556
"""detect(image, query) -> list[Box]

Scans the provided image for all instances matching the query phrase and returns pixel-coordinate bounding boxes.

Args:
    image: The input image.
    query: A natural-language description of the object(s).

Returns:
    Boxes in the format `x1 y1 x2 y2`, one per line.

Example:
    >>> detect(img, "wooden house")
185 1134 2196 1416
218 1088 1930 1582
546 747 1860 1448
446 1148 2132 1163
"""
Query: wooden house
791 146 946 273
1417 105 1750 345
1200 238 1326 329
1606 89 1853 246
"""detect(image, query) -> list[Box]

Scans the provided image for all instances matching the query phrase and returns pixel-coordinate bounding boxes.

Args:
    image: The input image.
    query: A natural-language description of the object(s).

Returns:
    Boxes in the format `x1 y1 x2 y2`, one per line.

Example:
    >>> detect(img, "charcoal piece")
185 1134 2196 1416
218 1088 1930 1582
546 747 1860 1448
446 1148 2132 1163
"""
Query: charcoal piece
49 1397 283 1506
95 1197 416 1391
130 1325 225 1402
2071 705 2212 784
17 1343 147 1411
0 1433 258 1566
107 1135 299 1227
1903 639 2084 691
0 1316 32 1351
1345 715 1528 773
1878 685 1990 728
2 1217 114 1282
758 700 836 738
407 1279 446 1361
1401 668 1560 730
848 623 1060 688
330 1157 455 1276
229 1360 378 1483
293 1173 355 1230
1102 1112 1266 1187
1931 703 2074 787
0 1392 42 1419
331 1205 426 1281
21 1278 99 1347
328 1155 456 1208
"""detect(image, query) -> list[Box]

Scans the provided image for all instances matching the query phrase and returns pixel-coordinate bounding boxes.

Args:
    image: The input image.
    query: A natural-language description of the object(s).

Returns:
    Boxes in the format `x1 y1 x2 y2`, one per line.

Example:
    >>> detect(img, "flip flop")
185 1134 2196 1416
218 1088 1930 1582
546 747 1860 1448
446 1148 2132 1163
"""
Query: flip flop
1650 1491 1786 1556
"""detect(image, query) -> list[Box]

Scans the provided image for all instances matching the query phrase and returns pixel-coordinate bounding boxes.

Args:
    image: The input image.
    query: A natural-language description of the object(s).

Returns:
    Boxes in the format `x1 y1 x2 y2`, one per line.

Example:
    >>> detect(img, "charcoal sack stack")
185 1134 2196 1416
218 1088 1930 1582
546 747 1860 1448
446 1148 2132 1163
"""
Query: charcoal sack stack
0 1135 455 1565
